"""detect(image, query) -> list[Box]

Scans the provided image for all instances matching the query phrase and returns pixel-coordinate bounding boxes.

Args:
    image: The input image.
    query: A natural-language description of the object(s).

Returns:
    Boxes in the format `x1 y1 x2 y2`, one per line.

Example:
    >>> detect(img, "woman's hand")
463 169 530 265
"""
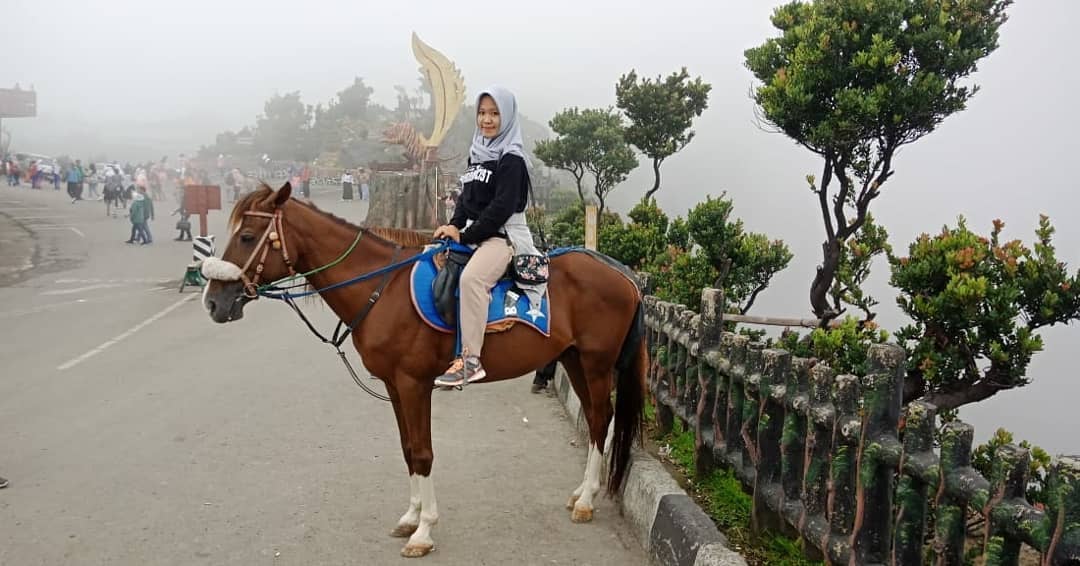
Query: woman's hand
433 224 461 242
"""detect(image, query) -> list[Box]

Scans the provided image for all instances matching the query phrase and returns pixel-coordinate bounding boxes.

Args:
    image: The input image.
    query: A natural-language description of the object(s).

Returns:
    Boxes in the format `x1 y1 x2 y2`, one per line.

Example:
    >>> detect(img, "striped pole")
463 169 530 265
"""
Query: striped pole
193 235 215 263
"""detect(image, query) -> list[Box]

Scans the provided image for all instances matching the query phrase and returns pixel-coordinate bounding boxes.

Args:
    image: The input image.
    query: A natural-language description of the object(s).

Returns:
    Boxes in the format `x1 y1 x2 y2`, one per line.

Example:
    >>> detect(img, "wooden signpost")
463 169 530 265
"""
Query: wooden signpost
182 185 222 237
584 204 598 251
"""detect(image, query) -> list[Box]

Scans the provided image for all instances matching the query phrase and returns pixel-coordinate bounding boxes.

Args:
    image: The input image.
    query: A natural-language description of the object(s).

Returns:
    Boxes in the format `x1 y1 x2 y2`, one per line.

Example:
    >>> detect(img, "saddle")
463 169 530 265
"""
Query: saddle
409 242 551 336
431 244 473 326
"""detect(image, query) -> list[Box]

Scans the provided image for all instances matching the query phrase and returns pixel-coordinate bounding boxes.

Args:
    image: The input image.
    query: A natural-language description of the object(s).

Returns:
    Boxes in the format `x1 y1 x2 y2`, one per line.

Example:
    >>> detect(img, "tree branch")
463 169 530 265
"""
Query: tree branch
572 164 586 202
857 141 895 208
918 380 1009 412
832 155 851 236
903 370 927 404
818 153 836 241
645 157 664 200
857 137 885 203
740 283 768 315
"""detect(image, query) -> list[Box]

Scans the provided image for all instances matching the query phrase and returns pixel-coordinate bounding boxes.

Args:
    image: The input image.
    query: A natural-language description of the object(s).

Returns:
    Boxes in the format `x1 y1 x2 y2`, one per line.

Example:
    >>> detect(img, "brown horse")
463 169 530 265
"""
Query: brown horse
202 183 646 558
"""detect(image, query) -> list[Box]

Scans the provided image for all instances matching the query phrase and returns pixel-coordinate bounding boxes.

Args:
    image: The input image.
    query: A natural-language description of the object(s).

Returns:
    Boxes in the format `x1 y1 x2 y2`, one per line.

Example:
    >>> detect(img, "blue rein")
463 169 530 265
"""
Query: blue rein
258 240 451 300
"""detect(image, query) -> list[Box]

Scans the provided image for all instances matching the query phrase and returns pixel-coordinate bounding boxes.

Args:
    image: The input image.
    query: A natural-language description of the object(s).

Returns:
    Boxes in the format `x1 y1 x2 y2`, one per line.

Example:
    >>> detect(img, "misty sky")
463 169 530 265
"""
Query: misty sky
4 0 1078 453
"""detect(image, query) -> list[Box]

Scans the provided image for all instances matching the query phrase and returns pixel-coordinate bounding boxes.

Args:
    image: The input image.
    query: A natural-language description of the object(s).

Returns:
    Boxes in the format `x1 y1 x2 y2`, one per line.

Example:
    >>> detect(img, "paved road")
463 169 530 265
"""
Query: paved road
0 185 646 565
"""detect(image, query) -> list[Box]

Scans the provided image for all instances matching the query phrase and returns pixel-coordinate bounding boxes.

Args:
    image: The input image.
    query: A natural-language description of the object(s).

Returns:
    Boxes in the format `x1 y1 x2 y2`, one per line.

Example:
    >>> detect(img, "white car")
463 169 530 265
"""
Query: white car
15 152 57 176
96 163 131 186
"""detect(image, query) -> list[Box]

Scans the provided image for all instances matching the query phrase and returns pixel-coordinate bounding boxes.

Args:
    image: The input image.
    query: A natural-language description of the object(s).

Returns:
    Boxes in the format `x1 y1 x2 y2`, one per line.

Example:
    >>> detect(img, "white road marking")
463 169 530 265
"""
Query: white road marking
41 283 127 296
0 299 88 319
0 258 33 275
57 294 197 371
34 226 85 237
9 215 74 220
54 278 173 284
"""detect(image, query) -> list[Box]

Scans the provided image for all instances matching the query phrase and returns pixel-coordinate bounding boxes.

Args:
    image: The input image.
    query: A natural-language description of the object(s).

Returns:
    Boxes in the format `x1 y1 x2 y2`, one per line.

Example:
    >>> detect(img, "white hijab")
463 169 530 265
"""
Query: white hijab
469 86 529 168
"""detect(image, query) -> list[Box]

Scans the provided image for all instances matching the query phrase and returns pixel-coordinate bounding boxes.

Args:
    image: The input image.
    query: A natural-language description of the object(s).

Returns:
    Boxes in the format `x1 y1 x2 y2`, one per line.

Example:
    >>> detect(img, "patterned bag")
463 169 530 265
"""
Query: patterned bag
511 254 549 285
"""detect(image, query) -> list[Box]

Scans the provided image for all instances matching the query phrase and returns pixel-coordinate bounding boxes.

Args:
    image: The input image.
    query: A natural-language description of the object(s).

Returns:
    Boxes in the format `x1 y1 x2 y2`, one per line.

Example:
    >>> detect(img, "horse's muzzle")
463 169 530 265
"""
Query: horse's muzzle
204 281 252 323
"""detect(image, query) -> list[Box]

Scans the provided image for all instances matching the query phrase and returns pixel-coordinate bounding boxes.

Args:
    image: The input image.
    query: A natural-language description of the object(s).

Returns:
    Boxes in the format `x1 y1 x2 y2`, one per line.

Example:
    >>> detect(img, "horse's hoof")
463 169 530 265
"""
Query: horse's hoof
571 506 594 523
566 494 580 510
390 523 419 538
401 542 434 558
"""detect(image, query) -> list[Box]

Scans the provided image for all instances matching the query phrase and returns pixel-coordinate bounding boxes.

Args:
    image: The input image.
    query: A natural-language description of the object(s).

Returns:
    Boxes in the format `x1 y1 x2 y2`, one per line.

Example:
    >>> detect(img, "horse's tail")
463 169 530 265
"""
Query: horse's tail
608 300 647 496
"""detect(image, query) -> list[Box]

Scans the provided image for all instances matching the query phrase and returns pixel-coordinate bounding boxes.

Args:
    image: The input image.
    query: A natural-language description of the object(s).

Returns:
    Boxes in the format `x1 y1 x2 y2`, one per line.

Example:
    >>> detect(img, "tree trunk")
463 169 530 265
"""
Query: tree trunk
810 237 842 320
644 157 662 200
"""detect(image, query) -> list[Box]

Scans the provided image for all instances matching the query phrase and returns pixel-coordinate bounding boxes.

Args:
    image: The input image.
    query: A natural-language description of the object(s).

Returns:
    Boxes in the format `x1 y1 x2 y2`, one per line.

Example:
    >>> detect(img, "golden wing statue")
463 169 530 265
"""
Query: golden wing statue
411 32 466 151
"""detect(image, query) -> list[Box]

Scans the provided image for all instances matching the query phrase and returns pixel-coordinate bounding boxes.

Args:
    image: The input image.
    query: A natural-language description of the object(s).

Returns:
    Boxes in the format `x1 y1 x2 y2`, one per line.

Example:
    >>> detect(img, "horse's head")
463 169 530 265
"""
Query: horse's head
203 182 298 323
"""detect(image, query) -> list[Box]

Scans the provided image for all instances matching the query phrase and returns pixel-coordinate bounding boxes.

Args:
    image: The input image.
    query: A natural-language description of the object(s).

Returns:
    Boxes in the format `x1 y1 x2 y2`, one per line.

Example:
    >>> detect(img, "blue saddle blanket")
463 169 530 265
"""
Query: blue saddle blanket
409 250 550 336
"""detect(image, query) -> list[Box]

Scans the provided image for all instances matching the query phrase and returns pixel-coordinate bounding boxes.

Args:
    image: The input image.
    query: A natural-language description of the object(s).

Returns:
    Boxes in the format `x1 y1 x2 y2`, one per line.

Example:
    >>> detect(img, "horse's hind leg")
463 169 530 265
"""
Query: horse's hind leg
559 351 590 510
561 351 616 523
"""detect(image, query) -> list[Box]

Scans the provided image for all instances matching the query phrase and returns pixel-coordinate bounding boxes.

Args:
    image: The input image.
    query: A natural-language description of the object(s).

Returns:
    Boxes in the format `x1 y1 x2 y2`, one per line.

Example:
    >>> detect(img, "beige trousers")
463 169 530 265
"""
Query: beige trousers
460 237 513 358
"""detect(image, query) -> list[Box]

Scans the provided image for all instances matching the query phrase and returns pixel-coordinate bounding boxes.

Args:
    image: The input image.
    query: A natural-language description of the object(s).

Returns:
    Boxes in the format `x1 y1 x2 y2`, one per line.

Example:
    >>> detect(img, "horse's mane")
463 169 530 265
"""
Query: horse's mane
363 226 432 248
230 183 430 248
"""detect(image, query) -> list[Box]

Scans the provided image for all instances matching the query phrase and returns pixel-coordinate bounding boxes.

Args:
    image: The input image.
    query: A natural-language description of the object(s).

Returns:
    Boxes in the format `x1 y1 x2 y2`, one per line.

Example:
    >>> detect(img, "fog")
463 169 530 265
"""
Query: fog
4 0 1078 453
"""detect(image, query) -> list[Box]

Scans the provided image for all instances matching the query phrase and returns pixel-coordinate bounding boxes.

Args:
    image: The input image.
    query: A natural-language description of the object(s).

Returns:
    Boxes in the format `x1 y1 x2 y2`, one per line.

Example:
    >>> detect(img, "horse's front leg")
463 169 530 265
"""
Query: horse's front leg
385 380 421 538
396 375 438 558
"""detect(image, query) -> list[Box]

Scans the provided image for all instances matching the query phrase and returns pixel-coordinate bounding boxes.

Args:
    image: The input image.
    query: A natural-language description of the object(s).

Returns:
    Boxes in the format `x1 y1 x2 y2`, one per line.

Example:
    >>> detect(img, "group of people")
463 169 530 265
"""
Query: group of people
340 168 371 201
4 159 58 189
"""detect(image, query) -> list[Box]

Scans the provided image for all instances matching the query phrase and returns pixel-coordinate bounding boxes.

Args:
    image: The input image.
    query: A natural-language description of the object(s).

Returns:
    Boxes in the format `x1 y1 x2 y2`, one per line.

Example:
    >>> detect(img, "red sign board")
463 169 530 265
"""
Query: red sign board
0 88 37 118
183 185 222 237
183 185 222 214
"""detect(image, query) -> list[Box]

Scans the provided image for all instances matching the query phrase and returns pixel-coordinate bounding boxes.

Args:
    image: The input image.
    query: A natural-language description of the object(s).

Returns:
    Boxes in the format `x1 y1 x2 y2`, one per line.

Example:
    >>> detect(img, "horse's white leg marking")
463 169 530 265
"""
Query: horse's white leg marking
401 475 438 557
567 443 595 509
602 419 615 477
391 474 421 537
571 442 603 523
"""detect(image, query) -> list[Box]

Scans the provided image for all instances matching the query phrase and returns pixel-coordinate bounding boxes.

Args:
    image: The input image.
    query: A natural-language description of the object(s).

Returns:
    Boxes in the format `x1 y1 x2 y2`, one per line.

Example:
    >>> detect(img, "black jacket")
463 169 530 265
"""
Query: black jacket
450 154 529 245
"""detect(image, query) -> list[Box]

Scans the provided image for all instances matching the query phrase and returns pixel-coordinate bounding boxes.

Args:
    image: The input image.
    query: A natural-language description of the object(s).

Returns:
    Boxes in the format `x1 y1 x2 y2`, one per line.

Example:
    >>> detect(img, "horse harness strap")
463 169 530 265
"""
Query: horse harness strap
334 244 403 347
233 206 435 404
278 244 403 403
239 209 296 298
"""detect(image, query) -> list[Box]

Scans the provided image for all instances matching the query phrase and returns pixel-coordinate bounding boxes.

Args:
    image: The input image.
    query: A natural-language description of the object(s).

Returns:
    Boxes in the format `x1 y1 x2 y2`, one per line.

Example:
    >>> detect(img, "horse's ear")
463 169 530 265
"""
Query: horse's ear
275 182 292 206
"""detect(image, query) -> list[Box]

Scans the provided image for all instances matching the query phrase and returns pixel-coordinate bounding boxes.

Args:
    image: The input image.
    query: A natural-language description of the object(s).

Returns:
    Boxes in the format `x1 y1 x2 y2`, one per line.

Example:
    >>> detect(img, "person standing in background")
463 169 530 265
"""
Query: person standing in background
67 160 85 202
300 162 312 198
28 161 39 189
126 190 147 244
86 163 99 199
340 169 354 201
359 168 370 201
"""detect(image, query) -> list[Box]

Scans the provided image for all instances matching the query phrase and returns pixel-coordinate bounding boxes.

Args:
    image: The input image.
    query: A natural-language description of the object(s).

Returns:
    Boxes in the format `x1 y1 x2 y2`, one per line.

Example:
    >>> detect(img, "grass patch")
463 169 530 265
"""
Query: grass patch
651 408 821 566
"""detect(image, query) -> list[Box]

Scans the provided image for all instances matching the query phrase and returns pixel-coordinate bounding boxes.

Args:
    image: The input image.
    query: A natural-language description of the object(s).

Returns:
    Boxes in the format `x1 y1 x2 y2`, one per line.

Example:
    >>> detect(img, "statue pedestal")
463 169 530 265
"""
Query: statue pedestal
365 164 442 231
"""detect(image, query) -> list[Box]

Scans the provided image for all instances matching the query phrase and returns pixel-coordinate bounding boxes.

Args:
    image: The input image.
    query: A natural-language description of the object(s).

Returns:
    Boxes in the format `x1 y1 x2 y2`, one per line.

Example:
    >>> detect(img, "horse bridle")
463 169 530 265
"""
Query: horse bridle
236 209 297 298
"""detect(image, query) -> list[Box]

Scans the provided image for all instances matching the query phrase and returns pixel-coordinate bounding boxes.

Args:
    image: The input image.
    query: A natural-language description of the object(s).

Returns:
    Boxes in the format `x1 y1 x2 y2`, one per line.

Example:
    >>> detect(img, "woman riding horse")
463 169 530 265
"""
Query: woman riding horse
432 86 544 388
200 88 646 559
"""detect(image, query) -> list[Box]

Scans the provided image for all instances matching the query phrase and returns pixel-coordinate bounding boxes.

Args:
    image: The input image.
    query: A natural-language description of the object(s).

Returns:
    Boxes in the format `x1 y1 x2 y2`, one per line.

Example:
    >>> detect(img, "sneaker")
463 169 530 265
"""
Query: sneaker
0 476 7 489
433 356 486 388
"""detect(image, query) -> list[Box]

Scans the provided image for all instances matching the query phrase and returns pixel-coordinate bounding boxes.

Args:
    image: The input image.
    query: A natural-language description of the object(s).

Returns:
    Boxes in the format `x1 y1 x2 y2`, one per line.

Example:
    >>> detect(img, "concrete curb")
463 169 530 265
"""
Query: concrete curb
551 365 748 566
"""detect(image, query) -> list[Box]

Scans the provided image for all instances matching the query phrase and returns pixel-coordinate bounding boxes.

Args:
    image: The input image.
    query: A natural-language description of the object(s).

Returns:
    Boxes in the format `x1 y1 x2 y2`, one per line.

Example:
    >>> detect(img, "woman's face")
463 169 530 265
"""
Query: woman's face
477 95 501 139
